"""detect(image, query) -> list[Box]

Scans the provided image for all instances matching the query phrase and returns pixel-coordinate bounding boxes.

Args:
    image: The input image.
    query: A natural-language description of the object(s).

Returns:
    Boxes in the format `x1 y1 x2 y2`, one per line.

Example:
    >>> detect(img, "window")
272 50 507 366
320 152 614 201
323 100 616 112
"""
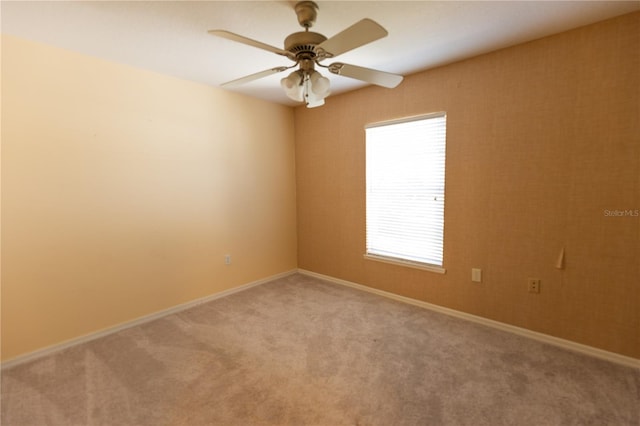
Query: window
365 112 447 272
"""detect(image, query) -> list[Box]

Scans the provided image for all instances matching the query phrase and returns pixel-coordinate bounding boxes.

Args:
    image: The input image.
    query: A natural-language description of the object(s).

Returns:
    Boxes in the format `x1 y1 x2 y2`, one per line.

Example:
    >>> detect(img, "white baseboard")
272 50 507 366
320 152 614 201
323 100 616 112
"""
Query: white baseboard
298 269 640 370
5 268 637 371
1 269 298 370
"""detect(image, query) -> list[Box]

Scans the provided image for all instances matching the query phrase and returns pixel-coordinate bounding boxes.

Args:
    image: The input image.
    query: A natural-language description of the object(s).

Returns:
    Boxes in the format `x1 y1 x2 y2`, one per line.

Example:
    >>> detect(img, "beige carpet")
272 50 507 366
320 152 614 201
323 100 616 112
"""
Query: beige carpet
2 273 638 425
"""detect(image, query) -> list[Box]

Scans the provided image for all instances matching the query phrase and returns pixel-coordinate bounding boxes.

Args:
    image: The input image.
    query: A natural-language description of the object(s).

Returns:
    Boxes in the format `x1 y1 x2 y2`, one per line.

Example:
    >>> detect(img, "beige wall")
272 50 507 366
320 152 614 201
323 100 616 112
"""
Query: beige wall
295 13 639 358
1 35 298 361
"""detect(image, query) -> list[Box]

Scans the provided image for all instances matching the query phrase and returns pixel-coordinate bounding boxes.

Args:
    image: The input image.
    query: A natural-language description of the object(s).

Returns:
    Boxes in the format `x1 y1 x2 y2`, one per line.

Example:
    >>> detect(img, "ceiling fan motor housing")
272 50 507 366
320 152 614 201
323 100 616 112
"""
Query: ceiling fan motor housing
284 31 327 59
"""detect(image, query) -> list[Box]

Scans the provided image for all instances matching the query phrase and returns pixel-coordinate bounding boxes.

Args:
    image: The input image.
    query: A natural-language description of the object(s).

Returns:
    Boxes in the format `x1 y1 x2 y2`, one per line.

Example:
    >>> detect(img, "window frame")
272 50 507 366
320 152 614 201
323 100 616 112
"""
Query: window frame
364 112 447 274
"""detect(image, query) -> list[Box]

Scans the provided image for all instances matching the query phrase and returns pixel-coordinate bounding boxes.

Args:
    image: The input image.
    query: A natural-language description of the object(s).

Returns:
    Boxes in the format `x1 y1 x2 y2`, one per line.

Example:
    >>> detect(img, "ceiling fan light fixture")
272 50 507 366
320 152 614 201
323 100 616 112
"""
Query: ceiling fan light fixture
281 69 330 107
309 70 330 97
303 72 327 108
281 71 304 101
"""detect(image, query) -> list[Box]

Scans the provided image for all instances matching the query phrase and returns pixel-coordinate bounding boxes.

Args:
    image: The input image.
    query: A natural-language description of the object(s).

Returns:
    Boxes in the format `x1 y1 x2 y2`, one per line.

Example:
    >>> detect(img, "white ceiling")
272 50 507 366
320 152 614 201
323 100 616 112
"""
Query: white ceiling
2 1 638 106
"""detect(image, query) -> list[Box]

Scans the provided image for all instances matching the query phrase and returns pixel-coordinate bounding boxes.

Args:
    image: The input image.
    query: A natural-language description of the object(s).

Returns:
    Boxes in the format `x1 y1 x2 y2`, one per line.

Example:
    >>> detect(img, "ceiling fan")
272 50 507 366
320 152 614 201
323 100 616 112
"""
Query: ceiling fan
209 1 404 108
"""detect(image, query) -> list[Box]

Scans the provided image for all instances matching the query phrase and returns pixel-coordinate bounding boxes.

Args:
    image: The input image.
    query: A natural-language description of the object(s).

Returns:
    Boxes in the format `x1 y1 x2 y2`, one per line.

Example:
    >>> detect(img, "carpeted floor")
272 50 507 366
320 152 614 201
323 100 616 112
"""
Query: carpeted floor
2 273 638 425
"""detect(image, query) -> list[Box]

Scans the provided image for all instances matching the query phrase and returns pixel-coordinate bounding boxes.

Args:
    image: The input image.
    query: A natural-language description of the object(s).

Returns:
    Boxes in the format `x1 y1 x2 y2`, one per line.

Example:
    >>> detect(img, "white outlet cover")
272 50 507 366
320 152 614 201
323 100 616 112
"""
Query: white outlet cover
472 268 482 282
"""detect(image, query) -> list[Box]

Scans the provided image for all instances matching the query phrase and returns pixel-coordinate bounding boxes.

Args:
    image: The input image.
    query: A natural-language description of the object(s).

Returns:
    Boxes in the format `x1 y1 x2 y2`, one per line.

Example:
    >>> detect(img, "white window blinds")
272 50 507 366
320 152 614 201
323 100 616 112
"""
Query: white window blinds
365 113 447 267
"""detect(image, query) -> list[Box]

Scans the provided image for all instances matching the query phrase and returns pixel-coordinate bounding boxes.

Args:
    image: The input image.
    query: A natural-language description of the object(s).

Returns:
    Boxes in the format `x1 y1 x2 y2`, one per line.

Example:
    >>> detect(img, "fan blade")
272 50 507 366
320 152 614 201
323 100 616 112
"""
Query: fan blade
209 30 292 58
221 67 289 88
316 19 388 58
328 63 403 88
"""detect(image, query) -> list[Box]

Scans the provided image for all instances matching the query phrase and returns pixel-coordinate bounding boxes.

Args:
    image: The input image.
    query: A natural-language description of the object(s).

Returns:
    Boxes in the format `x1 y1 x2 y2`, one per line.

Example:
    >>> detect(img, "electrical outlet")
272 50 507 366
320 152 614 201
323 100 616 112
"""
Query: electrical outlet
224 255 231 265
528 278 541 293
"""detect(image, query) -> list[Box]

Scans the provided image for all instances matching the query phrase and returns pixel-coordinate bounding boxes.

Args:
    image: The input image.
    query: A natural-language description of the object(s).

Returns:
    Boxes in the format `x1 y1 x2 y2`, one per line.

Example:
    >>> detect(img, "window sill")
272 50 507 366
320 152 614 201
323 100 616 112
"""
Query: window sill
363 254 446 274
